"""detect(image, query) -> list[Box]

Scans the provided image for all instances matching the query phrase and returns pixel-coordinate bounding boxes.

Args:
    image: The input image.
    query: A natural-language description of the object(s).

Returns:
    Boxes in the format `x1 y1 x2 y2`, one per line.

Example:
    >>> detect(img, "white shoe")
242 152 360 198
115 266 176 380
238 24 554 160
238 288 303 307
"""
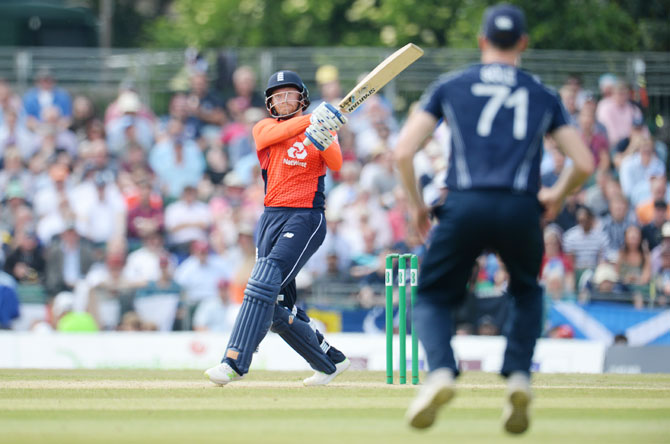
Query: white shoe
303 358 351 386
204 362 243 386
405 368 455 430
502 372 532 434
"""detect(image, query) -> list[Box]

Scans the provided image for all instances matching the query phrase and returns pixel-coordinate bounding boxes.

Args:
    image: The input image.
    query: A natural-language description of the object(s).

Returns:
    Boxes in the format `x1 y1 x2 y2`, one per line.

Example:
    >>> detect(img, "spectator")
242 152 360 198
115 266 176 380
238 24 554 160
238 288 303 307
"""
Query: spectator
616 225 651 304
613 115 649 169
563 206 609 283
652 246 670 308
105 91 155 155
126 180 164 243
44 224 96 296
122 231 169 288
35 105 78 156
84 248 135 330
596 80 643 147
104 79 155 126
3 228 45 285
651 222 670 274
192 279 240 332
310 64 343 109
583 169 614 217
633 175 670 220
185 71 226 138
0 270 19 329
69 95 96 141
225 65 265 117
327 161 361 215
173 240 230 305
149 123 205 198
559 84 578 124
618 134 664 199
541 225 575 296
0 149 33 199
578 103 610 172
642 200 668 251
0 109 36 160
164 185 211 256
22 66 72 130
71 171 126 244
52 291 99 332
601 194 636 256
359 141 397 196
0 79 23 127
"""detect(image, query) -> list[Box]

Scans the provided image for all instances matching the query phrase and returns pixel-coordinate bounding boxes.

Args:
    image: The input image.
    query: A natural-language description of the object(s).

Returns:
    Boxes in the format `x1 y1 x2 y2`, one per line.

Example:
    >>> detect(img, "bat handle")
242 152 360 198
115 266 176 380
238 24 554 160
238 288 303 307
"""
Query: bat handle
303 137 312 147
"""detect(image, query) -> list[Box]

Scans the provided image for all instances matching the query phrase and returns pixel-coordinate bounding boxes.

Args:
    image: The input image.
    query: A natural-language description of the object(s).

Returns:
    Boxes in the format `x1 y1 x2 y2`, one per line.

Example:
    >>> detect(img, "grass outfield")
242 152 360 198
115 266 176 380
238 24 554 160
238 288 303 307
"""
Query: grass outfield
1 370 669 444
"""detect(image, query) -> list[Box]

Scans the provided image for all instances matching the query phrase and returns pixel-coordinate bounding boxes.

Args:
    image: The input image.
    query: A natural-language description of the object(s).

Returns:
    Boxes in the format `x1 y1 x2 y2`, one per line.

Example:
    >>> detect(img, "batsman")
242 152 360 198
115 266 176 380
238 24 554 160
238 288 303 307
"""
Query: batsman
206 70 350 386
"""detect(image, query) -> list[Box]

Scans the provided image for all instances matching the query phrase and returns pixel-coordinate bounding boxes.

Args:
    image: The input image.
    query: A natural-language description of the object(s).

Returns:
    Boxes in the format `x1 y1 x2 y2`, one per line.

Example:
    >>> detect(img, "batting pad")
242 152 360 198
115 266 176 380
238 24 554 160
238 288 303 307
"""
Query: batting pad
271 305 336 374
225 258 282 374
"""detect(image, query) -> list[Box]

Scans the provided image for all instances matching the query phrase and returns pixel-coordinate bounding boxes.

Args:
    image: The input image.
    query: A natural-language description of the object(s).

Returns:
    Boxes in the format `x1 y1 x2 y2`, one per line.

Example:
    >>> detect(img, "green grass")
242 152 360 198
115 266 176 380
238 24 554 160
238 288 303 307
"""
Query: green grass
1 370 669 444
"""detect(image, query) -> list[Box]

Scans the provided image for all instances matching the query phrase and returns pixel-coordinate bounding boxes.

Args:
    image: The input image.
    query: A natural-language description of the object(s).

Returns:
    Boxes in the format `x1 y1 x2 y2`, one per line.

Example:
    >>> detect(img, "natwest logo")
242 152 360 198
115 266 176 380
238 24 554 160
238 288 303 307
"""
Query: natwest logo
287 141 308 160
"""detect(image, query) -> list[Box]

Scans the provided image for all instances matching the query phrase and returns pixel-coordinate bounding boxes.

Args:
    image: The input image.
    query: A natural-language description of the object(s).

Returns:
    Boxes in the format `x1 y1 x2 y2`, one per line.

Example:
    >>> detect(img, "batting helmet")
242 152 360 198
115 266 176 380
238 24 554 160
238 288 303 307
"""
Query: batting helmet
264 70 310 118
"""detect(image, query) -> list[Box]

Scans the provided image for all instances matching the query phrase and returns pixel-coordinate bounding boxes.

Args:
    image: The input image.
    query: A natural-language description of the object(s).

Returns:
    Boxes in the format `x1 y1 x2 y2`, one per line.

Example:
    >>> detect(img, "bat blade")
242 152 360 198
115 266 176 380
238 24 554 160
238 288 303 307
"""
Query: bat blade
338 43 424 114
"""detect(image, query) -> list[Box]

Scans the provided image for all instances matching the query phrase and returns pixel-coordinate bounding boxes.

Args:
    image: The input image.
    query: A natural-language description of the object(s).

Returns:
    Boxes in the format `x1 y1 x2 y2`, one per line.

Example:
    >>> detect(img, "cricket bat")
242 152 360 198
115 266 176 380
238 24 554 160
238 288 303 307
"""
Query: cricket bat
337 43 424 114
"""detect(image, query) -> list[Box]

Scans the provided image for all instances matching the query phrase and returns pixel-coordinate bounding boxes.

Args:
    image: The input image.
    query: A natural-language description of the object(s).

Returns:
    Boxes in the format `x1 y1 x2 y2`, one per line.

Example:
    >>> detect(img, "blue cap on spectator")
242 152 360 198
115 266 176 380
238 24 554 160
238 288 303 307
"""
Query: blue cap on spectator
482 4 526 49
633 115 644 127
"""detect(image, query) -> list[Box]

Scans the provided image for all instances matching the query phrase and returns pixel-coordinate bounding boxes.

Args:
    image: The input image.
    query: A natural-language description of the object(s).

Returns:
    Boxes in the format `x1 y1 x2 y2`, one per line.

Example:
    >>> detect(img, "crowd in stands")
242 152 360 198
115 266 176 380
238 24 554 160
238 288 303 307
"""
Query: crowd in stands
0 57 667 336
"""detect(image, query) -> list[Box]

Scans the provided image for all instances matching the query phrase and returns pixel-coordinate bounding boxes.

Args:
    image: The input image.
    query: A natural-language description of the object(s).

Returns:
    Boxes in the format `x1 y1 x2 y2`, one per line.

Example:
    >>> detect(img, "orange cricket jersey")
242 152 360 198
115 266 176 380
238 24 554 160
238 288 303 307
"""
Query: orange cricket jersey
253 115 343 209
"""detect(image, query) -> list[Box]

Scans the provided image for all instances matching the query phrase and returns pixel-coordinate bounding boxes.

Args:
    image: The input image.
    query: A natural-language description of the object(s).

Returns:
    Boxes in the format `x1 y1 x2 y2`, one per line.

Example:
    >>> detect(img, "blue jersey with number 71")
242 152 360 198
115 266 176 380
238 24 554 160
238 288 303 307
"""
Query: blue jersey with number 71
420 63 571 194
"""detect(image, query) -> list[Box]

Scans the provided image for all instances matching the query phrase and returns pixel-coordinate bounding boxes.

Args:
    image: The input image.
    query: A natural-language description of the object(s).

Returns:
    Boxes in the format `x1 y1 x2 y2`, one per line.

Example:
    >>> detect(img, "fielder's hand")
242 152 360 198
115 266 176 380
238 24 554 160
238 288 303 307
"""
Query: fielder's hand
304 123 335 151
310 102 348 131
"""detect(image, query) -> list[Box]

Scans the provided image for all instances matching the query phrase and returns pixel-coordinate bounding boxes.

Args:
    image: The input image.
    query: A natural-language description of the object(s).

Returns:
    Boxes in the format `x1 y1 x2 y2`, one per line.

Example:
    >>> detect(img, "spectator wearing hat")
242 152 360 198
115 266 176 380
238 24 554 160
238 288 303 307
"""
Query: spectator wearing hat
0 180 32 235
174 240 230 305
563 206 610 284
22 66 72 130
192 278 240 333
44 224 96 296
106 91 155 155
591 262 621 297
619 133 665 200
149 119 205 199
308 64 342 112
52 291 98 332
164 185 211 256
104 79 156 126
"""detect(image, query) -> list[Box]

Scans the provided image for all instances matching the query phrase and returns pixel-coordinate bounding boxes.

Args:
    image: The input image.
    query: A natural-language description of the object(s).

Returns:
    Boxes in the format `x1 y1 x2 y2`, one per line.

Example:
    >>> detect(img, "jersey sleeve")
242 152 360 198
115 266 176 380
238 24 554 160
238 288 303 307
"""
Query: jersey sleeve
419 79 445 119
319 136 343 171
252 116 312 150
546 93 572 134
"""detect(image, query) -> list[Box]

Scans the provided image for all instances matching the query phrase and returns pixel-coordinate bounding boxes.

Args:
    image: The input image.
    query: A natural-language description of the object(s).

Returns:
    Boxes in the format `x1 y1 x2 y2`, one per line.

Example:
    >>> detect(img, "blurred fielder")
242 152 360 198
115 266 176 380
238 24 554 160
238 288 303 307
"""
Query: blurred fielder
206 70 350 386
394 3 594 434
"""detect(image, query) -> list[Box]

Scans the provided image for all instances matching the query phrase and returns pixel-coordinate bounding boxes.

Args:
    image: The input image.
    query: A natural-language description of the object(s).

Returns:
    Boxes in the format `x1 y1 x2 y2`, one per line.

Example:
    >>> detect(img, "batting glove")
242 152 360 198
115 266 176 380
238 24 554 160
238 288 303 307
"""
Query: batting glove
304 123 335 151
310 102 348 131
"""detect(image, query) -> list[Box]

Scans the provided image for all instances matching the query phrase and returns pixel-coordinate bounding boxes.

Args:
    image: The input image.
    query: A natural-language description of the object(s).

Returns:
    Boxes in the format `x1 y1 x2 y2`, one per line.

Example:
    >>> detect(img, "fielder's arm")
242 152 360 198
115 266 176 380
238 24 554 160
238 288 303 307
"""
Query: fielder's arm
394 109 439 240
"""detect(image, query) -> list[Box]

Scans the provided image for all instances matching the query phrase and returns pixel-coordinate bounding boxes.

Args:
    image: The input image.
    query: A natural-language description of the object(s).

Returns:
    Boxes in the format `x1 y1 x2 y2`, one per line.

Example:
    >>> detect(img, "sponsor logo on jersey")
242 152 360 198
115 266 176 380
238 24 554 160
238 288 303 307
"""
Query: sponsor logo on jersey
283 232 295 238
284 141 308 167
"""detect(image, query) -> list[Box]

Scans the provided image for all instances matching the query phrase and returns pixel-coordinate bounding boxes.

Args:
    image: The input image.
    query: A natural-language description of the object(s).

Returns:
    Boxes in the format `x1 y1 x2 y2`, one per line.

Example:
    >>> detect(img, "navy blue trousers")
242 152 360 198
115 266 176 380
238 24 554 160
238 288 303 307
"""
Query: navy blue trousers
415 190 544 377
256 208 326 309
